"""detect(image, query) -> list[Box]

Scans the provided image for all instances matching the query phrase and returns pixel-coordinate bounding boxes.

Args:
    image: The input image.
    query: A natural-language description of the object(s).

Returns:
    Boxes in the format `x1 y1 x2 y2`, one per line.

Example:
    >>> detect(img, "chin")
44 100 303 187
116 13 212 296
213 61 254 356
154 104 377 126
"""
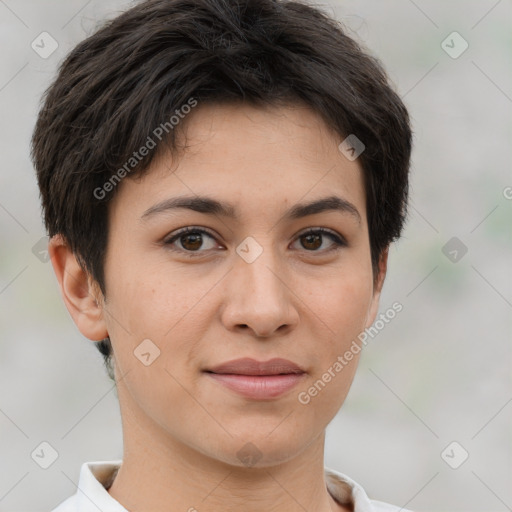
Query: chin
212 429 309 469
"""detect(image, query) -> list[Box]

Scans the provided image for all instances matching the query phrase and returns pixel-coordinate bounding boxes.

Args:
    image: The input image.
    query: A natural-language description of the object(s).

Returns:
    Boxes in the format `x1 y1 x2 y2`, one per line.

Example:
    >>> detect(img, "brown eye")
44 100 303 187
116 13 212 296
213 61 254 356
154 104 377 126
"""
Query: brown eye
301 232 322 250
293 228 346 252
165 227 218 253
179 232 203 251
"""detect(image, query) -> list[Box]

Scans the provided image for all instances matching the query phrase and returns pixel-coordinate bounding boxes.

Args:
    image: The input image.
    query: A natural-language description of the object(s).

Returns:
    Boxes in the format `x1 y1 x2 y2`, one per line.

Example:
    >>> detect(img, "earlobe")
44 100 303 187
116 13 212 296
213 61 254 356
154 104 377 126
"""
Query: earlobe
365 247 389 329
48 234 108 342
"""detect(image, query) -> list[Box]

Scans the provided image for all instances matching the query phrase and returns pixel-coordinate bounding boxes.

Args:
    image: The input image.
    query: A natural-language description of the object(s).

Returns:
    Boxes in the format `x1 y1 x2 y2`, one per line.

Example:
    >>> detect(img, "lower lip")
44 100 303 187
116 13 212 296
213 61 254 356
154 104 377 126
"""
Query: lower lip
206 372 305 400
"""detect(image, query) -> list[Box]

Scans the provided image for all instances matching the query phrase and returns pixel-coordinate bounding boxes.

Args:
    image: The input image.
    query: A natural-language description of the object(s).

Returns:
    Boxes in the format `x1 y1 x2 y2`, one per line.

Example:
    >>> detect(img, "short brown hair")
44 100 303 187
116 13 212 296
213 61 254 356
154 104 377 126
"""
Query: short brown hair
31 0 412 378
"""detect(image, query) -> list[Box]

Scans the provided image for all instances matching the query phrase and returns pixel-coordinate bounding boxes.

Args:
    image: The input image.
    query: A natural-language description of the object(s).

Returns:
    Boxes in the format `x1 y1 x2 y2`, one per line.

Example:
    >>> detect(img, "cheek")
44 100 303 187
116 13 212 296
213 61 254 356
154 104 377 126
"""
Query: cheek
303 267 374 345
296 271 371 421
106 260 193 336
105 264 213 383
105 269 206 426
336 278 373 335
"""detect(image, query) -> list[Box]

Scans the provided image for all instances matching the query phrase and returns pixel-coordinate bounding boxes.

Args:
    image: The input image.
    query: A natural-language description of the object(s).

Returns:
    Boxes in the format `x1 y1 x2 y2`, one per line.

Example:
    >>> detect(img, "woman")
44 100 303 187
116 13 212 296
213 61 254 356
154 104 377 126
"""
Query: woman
31 0 413 510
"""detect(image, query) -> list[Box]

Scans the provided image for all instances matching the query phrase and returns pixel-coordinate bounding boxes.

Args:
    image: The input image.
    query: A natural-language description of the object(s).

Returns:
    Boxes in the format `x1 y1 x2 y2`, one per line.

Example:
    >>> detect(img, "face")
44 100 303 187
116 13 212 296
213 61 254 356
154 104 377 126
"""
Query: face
70 102 385 468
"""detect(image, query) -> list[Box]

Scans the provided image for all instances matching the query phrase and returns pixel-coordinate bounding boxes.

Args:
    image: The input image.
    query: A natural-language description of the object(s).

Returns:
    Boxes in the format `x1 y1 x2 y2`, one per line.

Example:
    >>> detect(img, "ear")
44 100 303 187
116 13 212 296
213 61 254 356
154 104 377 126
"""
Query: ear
365 247 389 329
48 234 108 342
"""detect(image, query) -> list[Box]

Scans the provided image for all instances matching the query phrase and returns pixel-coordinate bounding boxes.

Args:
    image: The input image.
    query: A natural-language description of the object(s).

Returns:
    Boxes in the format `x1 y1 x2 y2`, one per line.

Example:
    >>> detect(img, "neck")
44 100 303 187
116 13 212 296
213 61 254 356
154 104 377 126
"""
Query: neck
107 385 348 512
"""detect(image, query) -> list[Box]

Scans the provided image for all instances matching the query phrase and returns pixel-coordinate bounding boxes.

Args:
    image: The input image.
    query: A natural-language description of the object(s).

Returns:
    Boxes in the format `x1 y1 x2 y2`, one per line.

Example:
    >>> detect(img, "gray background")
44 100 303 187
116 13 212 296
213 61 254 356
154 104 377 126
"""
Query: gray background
0 0 511 510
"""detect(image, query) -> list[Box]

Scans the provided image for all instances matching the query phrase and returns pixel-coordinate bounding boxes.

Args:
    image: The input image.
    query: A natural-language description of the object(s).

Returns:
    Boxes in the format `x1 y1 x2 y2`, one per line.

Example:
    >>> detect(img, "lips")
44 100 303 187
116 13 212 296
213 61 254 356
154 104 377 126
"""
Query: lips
205 357 306 376
204 358 306 400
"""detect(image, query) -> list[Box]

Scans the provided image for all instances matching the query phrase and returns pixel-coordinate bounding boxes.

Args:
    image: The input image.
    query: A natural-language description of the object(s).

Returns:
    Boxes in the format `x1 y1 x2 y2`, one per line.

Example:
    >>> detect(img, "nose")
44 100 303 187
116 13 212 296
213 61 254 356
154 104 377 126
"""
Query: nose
219 242 299 338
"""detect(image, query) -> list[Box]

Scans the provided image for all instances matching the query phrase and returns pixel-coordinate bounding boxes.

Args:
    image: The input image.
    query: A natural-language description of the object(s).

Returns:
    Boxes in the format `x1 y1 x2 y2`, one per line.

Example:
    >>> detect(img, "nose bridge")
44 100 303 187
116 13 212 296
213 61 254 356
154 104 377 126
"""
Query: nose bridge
222 235 297 337
236 235 284 302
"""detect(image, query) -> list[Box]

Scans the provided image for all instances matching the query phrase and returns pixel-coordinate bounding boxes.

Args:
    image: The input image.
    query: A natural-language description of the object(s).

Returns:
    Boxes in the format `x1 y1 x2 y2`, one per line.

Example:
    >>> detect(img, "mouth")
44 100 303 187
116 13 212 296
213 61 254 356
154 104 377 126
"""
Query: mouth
203 358 306 400
204 357 306 376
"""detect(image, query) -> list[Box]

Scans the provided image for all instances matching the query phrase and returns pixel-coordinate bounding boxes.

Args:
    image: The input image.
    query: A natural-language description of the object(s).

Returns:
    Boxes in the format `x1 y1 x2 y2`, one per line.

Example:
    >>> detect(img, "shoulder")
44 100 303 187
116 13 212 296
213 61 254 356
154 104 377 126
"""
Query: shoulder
324 466 413 512
49 460 124 512
50 494 79 512
370 499 413 511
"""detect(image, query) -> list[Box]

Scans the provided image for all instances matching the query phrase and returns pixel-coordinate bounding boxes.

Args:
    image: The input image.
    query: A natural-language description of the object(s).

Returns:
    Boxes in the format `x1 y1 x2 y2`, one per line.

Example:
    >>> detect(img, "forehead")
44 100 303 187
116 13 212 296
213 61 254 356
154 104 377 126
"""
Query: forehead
153 102 348 175
111 102 367 222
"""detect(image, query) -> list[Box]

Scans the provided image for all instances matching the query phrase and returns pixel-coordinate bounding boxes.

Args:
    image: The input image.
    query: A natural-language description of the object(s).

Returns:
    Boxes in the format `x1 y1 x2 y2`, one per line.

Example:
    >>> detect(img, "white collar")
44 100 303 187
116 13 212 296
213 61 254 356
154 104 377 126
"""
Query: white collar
51 460 409 512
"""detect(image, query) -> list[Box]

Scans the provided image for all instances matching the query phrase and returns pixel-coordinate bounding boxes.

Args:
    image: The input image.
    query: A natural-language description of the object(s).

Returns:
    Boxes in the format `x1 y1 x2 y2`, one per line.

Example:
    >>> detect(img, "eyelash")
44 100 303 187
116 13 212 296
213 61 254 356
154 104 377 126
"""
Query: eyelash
163 226 347 256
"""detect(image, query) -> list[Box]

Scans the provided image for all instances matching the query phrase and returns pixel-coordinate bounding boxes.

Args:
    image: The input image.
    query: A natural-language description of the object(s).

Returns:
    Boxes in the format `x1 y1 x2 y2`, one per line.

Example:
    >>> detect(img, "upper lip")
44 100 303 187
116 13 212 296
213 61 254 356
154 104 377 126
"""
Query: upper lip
205 358 306 376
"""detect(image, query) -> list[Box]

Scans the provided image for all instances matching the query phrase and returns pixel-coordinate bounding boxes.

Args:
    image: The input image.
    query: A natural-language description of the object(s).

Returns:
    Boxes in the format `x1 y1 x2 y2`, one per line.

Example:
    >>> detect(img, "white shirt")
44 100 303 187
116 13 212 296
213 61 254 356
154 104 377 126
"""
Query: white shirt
51 460 412 512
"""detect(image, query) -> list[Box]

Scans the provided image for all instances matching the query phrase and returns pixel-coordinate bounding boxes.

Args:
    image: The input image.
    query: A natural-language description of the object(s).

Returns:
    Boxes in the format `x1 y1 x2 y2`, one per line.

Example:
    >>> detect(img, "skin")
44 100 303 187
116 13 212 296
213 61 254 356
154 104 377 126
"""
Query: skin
49 102 387 512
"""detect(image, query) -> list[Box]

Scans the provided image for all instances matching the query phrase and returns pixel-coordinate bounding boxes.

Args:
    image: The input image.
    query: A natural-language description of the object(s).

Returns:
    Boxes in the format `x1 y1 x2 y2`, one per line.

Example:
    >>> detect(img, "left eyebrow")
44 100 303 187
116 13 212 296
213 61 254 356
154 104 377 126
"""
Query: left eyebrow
140 194 361 224
285 195 361 224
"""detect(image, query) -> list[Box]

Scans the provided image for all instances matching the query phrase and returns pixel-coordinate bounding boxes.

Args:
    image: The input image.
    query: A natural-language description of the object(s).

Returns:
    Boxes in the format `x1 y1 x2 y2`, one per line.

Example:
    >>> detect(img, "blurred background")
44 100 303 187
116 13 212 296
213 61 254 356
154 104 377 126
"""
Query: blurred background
0 0 510 510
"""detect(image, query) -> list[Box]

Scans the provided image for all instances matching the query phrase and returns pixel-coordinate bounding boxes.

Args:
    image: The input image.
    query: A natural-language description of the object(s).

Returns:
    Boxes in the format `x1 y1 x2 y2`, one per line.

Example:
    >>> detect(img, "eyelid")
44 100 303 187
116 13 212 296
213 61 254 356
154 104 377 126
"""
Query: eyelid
164 225 218 242
295 226 346 243
163 226 220 249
